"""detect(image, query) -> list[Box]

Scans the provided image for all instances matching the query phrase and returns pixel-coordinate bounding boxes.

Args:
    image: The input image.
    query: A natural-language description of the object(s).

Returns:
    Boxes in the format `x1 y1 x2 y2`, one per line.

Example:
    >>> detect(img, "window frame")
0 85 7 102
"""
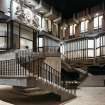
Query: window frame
0 22 8 51
69 24 76 36
80 19 89 33
93 14 103 30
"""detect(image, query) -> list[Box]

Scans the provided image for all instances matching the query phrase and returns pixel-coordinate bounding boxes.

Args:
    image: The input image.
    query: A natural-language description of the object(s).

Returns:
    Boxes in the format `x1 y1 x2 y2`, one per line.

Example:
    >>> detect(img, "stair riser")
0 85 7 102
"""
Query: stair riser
34 78 75 101
80 76 105 87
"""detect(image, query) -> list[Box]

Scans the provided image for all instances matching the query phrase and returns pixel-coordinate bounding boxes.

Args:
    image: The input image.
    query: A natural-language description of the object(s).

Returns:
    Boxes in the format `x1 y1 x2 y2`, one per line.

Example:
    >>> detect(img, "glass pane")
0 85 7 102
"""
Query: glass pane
20 38 32 49
96 48 100 56
80 41 82 49
100 36 103 46
78 41 80 50
21 26 33 40
74 42 76 51
0 23 7 36
99 15 103 28
81 40 83 49
85 20 89 31
102 47 105 55
60 44 64 54
73 42 75 51
88 50 94 57
39 38 43 47
81 50 83 58
84 50 86 58
75 42 77 50
70 52 72 59
88 40 94 48
0 37 7 48
77 51 80 58
96 38 100 48
85 50 88 57
67 43 69 51
68 43 70 51
72 42 74 51
71 42 73 51
72 51 75 58
74 24 76 35
69 52 71 59
74 51 77 58
67 52 69 59
94 17 98 29
73 51 75 58
83 40 85 49
70 25 73 35
79 50 81 58
81 21 85 32
85 40 88 49
103 36 105 46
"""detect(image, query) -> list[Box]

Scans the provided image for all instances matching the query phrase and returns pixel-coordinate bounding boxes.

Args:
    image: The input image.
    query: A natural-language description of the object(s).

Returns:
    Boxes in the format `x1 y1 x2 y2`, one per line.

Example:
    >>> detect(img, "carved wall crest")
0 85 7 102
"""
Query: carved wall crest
12 0 39 28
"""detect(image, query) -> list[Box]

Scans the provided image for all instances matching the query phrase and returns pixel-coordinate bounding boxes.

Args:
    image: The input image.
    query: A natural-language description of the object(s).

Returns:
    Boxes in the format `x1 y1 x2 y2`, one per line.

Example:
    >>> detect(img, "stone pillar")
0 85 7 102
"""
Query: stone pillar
33 30 37 52
75 23 80 37
88 18 94 33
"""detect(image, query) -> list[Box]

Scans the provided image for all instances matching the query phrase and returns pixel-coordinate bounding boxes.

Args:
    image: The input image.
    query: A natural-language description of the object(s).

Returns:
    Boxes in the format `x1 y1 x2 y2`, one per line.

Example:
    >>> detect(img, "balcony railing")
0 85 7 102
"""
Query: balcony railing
38 46 60 57
0 59 27 78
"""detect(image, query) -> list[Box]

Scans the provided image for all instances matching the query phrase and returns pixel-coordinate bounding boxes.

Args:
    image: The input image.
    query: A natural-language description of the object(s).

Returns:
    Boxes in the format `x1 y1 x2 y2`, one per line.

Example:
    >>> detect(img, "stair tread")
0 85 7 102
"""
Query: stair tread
80 75 105 87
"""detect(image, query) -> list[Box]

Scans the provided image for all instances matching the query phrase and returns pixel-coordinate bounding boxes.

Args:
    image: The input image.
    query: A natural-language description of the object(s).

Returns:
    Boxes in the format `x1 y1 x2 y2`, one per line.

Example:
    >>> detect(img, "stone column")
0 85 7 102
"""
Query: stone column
75 23 80 38
88 18 94 34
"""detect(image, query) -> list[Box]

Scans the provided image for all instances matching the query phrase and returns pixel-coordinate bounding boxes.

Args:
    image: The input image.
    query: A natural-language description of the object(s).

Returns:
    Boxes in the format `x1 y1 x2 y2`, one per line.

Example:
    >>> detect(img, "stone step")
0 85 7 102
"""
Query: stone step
34 76 76 101
80 75 105 87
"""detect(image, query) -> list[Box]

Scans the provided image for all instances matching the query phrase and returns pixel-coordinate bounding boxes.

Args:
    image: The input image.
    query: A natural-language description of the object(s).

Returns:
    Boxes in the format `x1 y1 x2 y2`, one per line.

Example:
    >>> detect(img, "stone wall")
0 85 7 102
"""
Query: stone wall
44 57 61 72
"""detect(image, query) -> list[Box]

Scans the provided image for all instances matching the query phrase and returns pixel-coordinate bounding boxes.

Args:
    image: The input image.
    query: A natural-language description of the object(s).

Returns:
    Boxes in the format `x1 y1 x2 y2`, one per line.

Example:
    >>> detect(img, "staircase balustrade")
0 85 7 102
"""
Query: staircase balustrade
0 50 77 100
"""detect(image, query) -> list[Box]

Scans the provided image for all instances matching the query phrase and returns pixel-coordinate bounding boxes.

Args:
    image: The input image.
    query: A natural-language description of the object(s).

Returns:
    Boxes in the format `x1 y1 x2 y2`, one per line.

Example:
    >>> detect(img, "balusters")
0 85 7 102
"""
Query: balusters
0 59 28 78
37 62 62 87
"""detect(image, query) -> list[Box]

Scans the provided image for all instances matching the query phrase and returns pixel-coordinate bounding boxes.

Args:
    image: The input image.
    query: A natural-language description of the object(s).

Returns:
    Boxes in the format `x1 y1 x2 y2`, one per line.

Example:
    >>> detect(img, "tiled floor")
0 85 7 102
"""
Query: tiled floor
0 85 105 105
62 87 105 105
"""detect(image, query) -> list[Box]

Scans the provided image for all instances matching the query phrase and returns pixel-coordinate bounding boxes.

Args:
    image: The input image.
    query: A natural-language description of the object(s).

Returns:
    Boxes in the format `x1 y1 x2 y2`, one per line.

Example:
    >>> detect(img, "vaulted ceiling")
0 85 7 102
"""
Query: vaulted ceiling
42 0 105 19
